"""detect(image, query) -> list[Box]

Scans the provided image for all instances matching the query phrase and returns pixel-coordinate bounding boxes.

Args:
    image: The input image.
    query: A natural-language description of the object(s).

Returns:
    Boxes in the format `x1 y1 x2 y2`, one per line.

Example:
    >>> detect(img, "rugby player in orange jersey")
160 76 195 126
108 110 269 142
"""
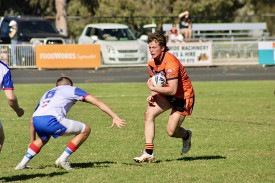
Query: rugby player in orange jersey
134 32 195 163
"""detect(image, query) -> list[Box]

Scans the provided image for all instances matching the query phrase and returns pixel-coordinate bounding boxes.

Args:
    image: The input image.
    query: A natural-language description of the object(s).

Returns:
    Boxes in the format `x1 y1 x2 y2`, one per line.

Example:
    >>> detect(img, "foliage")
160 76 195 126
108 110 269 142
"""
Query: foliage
0 0 56 16
172 0 245 23
67 1 93 39
0 81 274 182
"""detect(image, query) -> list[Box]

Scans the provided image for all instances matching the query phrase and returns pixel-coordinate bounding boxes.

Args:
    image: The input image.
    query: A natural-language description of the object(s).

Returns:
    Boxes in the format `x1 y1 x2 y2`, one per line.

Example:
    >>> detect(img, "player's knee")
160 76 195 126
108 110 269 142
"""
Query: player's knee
166 128 176 137
144 110 150 121
84 125 91 136
144 109 157 120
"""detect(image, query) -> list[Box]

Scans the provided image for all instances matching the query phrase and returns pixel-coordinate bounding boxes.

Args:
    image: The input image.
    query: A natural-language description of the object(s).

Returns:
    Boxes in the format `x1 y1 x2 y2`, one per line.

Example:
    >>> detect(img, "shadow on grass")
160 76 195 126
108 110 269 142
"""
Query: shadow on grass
72 161 117 168
155 155 226 163
0 172 67 182
122 155 226 166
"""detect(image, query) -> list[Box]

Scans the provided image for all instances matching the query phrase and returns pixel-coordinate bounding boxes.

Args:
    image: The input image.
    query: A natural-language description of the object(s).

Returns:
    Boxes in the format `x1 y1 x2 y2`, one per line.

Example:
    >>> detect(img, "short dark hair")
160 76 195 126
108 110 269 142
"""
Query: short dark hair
56 76 73 86
147 32 169 52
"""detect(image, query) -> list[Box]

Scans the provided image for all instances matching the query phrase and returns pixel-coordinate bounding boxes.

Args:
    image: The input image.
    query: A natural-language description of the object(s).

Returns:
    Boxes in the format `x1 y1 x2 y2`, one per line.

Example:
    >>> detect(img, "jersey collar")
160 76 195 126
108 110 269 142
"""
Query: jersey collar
155 51 166 66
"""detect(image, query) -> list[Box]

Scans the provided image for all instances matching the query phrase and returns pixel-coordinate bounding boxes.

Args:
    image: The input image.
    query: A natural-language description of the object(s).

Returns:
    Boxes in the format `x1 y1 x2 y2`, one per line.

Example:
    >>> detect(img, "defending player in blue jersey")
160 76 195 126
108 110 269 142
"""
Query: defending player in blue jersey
0 61 24 152
15 76 126 170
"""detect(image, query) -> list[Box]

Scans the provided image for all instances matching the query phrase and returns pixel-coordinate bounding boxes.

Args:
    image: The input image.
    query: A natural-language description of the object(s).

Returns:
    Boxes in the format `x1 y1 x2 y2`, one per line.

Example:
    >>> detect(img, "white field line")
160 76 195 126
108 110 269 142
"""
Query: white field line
94 94 148 98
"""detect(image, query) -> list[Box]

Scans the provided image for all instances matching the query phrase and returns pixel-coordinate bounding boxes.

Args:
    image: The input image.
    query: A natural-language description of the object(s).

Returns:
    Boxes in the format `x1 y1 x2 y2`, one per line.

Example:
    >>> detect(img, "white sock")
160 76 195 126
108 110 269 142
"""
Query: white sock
20 148 37 166
59 150 71 161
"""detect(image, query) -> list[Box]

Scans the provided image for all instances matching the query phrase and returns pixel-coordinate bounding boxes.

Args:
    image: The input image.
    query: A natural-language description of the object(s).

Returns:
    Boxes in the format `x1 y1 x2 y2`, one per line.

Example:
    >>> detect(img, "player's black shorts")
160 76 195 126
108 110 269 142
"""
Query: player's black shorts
164 95 195 115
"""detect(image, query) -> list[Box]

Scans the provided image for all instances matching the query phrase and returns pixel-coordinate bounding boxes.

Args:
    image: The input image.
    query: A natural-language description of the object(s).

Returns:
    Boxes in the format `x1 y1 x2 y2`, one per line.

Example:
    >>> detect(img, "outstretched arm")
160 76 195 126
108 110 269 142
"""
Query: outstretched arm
84 95 126 128
4 90 24 117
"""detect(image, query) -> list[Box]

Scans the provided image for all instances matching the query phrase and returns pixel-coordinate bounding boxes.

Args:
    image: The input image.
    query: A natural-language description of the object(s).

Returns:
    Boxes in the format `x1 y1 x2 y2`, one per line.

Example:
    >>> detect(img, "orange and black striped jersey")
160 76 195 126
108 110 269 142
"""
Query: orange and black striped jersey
148 51 194 99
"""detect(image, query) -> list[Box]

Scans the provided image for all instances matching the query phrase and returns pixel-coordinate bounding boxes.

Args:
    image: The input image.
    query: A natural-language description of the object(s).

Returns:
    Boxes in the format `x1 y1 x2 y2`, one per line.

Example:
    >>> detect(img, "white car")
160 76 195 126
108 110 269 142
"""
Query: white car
78 23 148 64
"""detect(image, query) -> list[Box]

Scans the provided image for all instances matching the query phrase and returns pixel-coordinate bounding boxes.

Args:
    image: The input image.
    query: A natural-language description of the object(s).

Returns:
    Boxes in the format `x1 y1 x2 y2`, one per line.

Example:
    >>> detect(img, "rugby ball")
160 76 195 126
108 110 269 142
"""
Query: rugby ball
152 74 166 87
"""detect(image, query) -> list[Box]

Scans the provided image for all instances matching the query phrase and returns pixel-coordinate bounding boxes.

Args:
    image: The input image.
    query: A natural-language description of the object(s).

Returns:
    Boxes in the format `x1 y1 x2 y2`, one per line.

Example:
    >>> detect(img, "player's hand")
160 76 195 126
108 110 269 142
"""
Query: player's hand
16 108 24 117
110 117 127 128
147 78 154 90
147 94 156 106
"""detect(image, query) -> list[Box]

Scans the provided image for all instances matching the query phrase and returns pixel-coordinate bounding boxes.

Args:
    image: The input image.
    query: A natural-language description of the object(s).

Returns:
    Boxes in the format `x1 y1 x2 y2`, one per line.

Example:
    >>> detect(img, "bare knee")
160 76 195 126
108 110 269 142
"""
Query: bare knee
166 128 177 137
84 125 91 136
144 110 152 122
145 111 158 127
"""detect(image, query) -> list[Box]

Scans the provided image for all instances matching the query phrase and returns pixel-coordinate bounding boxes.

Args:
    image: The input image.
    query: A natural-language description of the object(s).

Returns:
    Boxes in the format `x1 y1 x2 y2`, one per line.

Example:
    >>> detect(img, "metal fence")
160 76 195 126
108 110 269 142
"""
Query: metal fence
0 41 268 68
212 41 259 65
0 44 36 68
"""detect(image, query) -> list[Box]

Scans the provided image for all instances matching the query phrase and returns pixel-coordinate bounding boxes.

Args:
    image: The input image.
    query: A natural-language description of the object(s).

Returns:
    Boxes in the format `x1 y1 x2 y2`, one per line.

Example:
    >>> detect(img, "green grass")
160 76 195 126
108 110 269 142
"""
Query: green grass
0 81 274 182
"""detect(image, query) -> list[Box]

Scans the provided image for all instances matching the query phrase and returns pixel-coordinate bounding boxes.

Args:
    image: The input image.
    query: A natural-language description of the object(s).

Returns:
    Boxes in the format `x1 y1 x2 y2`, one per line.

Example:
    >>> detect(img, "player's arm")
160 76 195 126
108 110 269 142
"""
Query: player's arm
29 118 36 142
147 77 178 96
4 90 24 117
83 95 126 128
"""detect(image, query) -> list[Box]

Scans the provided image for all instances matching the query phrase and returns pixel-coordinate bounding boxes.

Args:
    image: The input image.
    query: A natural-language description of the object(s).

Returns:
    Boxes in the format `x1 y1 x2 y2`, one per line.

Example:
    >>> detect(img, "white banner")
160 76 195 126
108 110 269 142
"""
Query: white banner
167 42 212 66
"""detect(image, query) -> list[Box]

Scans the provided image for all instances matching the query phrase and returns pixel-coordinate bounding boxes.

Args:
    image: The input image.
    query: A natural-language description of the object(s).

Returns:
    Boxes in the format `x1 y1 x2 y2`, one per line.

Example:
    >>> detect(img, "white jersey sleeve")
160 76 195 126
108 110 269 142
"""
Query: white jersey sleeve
33 85 89 120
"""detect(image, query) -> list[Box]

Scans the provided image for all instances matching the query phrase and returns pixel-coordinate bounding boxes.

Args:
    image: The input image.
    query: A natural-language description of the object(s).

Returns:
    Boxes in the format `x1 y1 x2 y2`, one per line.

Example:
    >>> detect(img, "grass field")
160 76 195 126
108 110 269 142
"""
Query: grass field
0 80 274 182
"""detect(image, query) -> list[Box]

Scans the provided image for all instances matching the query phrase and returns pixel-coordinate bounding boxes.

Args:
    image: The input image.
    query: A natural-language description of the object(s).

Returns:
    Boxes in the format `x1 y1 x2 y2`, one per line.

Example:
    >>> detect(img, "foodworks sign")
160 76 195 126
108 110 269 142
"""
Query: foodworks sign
36 44 101 68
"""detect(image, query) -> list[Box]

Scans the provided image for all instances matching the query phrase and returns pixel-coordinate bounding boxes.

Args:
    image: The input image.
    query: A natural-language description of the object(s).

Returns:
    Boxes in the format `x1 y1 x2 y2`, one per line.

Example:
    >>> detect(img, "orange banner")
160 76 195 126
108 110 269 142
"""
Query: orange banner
36 44 101 68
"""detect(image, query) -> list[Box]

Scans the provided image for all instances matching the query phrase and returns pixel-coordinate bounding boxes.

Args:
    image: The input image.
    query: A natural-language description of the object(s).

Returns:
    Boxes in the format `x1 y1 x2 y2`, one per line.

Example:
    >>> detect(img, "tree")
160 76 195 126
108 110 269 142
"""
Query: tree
172 0 245 23
0 0 55 16
55 0 68 36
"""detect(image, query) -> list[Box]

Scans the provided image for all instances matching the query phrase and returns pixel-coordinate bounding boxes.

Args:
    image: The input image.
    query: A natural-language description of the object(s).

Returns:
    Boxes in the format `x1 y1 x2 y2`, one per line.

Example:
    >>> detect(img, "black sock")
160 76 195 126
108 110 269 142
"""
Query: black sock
183 131 189 140
145 149 153 155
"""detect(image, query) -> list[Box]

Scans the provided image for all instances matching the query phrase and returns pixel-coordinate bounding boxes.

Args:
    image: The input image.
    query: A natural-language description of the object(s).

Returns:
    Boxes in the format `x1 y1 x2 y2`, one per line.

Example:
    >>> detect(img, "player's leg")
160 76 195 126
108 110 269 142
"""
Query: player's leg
63 124 91 147
134 95 171 163
167 96 195 154
16 116 62 170
15 137 49 170
166 111 187 138
145 95 171 143
0 121 4 152
56 118 91 170
166 111 192 154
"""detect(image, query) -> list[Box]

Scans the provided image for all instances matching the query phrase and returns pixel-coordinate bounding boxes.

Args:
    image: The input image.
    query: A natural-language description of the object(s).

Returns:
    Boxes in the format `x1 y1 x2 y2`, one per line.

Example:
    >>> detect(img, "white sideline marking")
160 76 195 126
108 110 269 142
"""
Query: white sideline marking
94 94 147 98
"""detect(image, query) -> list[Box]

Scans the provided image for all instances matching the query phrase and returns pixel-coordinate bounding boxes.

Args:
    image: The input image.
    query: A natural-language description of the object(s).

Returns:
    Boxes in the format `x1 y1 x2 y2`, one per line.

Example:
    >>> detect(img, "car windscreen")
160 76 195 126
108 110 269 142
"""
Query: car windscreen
98 28 136 41
19 20 59 34
0 19 10 36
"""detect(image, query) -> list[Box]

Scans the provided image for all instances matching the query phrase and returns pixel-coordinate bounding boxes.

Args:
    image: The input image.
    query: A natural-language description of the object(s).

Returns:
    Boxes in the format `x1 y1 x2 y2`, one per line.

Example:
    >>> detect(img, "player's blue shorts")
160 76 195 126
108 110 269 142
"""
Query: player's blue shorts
33 115 67 140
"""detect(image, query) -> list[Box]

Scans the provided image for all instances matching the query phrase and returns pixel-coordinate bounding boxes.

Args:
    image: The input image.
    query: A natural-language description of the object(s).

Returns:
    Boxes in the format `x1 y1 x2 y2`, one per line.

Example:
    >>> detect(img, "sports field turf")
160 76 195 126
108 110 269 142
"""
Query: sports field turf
0 80 274 182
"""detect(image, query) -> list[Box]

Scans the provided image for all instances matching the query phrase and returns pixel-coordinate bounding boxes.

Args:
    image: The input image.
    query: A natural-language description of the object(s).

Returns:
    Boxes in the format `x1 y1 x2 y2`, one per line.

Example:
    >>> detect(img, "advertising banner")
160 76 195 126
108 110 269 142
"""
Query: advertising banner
167 42 212 66
258 42 275 65
36 44 101 68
